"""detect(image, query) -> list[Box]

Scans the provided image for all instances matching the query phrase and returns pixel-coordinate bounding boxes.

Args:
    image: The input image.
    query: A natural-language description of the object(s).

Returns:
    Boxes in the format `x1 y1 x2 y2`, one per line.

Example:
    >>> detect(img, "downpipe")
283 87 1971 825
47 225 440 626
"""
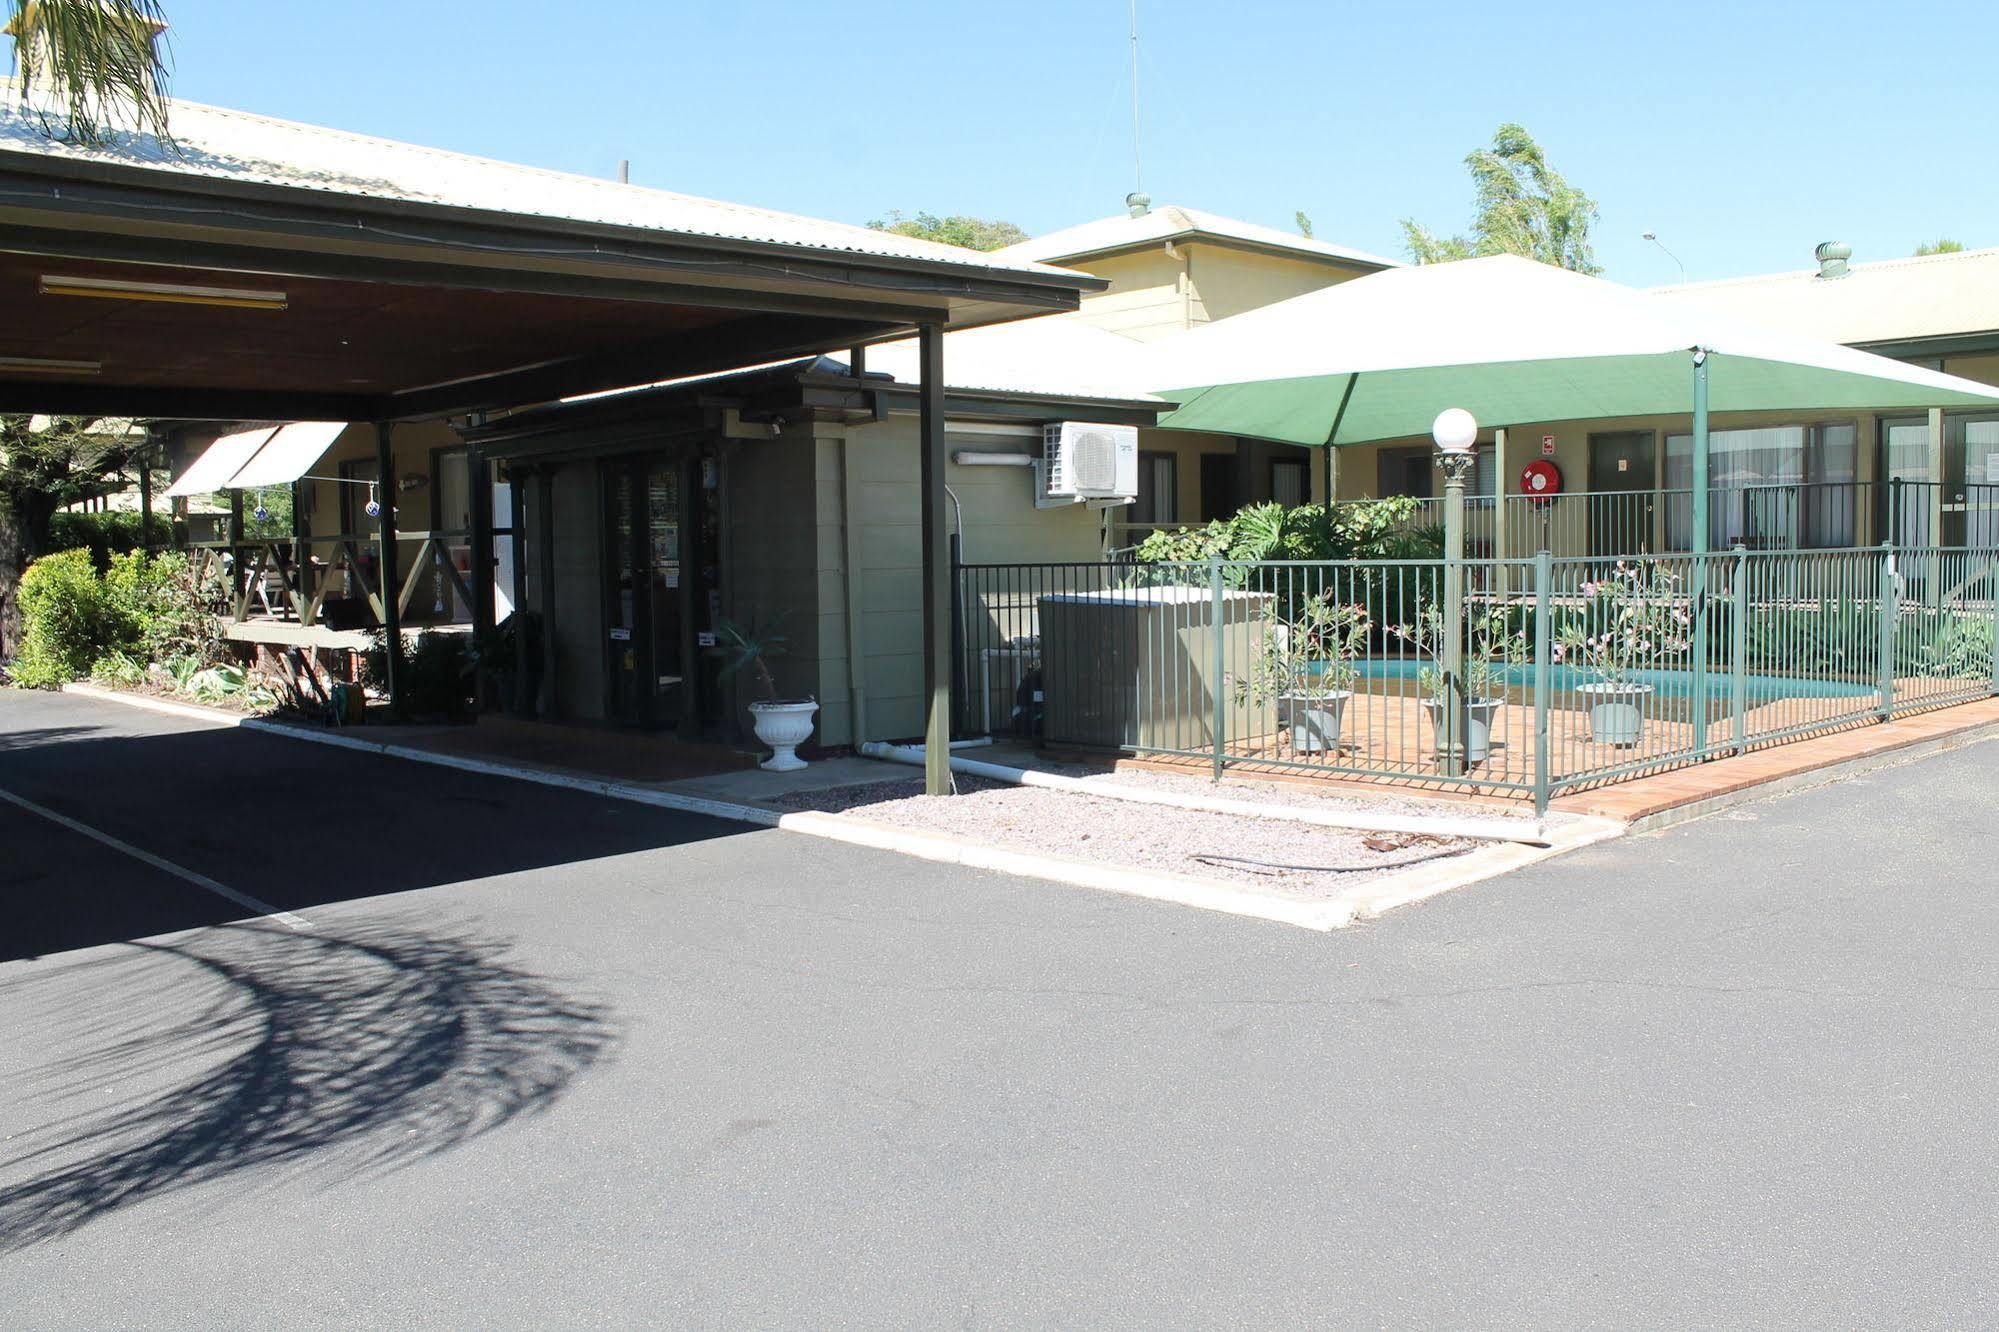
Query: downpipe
858 742 1552 847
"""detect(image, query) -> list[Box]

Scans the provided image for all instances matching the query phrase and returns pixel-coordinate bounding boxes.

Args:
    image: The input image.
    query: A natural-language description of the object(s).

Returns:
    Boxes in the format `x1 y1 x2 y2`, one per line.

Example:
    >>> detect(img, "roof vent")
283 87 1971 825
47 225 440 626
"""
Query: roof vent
1815 241 1852 280
1125 191 1151 219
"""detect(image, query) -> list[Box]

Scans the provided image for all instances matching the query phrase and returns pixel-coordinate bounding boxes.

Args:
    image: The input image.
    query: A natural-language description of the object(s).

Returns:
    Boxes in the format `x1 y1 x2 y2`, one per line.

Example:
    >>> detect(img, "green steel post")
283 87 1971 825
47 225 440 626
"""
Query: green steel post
1989 555 1999 697
1689 349 1712 756
1209 554 1225 782
1877 541 1897 722
1730 544 1749 755
1533 548 1552 818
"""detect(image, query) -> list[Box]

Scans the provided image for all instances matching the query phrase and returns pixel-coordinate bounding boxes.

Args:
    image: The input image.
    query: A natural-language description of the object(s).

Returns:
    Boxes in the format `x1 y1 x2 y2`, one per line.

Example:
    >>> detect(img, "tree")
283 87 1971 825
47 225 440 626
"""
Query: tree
1915 238 1965 256
1295 211 1314 239
866 211 1029 252
1 415 143 658
4 0 172 144
1401 123 1601 274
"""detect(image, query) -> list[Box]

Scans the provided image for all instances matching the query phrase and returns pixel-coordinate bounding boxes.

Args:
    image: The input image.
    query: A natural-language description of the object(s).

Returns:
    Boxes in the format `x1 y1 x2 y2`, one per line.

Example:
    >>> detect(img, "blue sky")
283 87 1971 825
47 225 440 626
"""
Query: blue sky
20 0 1997 283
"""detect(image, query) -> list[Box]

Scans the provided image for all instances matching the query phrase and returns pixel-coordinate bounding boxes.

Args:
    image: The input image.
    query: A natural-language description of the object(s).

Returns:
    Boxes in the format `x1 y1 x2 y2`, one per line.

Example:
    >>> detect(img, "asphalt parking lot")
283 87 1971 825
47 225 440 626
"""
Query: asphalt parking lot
4 687 1997 1328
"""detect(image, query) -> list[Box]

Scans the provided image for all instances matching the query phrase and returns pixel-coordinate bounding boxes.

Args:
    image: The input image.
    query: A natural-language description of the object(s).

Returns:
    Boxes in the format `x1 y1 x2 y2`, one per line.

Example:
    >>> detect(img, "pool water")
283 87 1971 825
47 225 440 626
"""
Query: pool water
1332 659 1878 703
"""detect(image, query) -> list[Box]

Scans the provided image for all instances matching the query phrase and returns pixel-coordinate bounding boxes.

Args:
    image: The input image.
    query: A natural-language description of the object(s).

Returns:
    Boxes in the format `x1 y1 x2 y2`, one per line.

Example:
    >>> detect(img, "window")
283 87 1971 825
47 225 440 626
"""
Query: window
1664 422 1856 549
1270 458 1307 507
1375 444 1495 501
1132 451 1177 525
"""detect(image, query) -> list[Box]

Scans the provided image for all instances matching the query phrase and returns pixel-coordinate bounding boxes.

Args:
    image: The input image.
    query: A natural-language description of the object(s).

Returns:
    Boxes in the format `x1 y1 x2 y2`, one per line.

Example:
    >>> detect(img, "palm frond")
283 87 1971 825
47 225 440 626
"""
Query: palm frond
6 0 173 146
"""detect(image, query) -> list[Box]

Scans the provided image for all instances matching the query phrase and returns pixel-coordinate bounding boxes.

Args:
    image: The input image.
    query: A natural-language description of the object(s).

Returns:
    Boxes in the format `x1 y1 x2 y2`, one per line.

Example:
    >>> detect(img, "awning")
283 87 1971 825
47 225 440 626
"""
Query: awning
1145 255 1999 447
163 421 350 496
163 425 276 497
227 421 350 488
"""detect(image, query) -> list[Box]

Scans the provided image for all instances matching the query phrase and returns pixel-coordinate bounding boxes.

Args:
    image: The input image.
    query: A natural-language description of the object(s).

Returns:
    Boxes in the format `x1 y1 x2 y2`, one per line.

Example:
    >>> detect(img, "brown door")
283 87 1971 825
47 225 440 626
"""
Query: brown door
1588 432 1656 556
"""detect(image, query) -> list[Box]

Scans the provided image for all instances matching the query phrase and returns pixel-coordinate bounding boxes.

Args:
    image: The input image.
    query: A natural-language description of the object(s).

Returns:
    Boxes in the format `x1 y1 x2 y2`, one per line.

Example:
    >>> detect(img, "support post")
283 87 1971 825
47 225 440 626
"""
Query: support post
1878 540 1897 722
1441 456 1468 778
917 322 952 796
374 422 403 712
291 478 309 623
1209 554 1226 781
1730 544 1749 755
1689 350 1712 756
536 470 558 717
1533 548 1552 819
1927 406 1946 550
1492 427 1510 563
137 439 154 553
469 445 496 711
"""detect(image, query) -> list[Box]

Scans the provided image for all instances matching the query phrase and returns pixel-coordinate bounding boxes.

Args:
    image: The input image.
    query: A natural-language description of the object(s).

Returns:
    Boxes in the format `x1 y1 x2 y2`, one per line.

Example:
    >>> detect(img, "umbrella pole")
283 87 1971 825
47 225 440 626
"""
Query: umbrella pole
1690 349 1711 757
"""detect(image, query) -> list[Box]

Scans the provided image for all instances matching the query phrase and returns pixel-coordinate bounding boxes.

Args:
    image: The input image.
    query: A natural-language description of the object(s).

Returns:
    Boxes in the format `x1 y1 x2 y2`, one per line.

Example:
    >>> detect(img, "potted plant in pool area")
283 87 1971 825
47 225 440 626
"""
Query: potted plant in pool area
1558 560 1693 747
1235 594 1371 754
1394 602 1528 767
709 616 818 771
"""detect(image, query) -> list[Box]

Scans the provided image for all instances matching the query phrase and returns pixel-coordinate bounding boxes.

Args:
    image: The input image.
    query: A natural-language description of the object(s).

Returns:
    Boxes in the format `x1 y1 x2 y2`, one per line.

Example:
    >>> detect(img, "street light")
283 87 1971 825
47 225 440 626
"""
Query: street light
1432 408 1478 778
1643 231 1686 285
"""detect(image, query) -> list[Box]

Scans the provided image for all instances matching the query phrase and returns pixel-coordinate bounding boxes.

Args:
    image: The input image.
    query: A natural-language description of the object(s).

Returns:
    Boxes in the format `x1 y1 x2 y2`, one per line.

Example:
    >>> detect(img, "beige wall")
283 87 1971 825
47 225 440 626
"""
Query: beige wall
1939 352 1999 387
1061 242 1375 342
805 416 1104 746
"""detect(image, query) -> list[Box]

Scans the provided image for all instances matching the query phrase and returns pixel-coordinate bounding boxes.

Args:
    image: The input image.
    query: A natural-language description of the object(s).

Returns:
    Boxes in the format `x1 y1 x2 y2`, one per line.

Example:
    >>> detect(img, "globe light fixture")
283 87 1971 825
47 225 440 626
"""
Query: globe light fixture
1431 407 1478 455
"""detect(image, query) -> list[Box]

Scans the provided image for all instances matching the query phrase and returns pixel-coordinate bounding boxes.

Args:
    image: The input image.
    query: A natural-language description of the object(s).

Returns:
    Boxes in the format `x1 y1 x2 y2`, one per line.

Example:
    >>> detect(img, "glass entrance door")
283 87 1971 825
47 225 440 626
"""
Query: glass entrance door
604 456 688 726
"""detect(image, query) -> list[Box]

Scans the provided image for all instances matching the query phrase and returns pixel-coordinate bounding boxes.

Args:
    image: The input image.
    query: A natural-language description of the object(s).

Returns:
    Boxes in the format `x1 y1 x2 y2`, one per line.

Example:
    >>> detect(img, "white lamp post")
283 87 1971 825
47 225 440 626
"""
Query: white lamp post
1432 408 1478 778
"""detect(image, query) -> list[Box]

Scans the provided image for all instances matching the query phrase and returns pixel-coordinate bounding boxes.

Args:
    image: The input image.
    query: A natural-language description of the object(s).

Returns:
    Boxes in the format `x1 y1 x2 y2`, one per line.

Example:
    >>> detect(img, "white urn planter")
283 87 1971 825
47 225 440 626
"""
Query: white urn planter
1579 681 1653 747
1280 689 1353 754
1421 697 1503 766
748 699 819 771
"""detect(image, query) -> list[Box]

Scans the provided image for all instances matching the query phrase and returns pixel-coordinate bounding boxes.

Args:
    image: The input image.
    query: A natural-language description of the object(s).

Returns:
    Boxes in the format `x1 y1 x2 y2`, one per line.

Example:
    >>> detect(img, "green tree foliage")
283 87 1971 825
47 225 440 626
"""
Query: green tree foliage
1 414 147 658
1295 211 1314 239
866 211 1029 252
1402 123 1601 274
1915 238 1965 256
4 0 173 145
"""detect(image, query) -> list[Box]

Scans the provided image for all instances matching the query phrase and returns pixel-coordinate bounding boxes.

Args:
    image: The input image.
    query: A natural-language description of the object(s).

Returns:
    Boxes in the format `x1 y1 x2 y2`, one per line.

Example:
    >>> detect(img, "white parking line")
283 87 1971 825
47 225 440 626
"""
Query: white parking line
0 784 312 931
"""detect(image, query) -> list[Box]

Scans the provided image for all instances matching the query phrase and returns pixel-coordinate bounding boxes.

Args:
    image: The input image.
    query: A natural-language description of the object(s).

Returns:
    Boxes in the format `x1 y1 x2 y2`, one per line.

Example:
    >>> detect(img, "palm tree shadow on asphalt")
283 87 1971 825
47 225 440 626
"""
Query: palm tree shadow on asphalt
0 920 615 1251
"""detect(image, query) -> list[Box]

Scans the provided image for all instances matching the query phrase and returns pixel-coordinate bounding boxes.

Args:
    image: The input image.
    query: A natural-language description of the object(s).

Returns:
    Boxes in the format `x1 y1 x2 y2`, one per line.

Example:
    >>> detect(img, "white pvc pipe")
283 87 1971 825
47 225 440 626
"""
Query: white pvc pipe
858 742 1550 846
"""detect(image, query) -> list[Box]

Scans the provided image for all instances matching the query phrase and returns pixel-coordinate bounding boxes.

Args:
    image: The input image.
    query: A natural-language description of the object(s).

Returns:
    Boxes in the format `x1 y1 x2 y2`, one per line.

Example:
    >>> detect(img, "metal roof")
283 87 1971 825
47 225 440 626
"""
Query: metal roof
990 204 1401 271
1649 247 1999 348
0 78 1082 281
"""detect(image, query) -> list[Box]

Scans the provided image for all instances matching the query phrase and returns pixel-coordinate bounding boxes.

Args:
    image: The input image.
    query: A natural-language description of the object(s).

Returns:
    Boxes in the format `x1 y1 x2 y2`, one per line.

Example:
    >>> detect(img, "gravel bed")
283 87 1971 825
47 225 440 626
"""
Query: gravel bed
776 776 1473 897
1083 767 1570 827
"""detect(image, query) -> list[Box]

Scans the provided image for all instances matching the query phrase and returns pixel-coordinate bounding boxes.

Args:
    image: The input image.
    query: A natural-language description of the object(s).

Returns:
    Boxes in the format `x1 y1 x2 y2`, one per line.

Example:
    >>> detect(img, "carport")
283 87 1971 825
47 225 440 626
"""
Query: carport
0 85 1100 790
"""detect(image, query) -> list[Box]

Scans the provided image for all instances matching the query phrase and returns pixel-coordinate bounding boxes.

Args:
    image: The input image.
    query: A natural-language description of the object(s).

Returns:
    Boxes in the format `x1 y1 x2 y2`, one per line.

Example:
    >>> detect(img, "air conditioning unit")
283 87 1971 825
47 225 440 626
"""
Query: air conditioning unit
1041 422 1138 502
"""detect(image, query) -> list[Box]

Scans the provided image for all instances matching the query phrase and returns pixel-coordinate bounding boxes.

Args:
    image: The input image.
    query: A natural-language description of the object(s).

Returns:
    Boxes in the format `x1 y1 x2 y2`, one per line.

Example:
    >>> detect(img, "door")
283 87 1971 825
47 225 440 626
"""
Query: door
1588 432 1656 556
1199 453 1239 521
603 456 689 726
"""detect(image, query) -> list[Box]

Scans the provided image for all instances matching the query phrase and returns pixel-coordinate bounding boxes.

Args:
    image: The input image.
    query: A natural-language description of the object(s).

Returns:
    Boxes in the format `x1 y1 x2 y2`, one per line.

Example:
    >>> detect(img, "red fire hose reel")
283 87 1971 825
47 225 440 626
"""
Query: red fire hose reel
1519 459 1563 502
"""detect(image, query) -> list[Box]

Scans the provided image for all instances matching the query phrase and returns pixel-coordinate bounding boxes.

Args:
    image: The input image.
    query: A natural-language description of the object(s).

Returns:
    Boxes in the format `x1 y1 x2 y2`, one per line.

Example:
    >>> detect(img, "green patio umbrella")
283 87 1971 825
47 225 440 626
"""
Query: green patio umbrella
1145 254 1999 552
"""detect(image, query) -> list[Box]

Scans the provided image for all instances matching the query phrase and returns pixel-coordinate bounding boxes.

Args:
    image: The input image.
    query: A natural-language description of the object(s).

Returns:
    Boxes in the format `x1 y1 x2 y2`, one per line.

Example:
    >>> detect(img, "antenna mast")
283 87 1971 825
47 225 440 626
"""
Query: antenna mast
1129 0 1143 195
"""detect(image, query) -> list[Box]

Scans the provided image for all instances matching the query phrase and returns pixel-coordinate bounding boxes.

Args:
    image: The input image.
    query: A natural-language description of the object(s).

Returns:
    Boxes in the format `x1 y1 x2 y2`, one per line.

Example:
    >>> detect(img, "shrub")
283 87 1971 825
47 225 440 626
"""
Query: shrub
104 551 215 663
361 629 473 717
9 549 115 687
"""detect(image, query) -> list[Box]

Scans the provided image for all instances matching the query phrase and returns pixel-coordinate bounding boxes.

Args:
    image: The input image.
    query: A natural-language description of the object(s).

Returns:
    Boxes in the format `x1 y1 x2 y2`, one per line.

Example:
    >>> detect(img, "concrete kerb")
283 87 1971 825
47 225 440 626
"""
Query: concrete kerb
58 683 781 828
57 681 1618 932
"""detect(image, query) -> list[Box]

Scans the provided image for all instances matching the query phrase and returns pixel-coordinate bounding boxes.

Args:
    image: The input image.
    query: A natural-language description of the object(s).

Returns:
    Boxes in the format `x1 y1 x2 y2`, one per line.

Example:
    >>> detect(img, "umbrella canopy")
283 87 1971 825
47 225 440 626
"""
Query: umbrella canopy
1147 254 1999 447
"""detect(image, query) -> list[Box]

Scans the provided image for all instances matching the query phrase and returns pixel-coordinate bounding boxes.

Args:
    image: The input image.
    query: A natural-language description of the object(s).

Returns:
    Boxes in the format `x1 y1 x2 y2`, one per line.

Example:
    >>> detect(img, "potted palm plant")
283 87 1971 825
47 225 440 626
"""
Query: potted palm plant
709 615 819 771
1236 594 1371 754
1559 560 1692 746
1394 601 1527 767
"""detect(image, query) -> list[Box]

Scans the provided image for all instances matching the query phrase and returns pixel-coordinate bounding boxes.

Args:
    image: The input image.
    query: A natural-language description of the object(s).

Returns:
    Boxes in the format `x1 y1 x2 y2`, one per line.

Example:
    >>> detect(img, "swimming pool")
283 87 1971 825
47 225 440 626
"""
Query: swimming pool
1338 659 1878 702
